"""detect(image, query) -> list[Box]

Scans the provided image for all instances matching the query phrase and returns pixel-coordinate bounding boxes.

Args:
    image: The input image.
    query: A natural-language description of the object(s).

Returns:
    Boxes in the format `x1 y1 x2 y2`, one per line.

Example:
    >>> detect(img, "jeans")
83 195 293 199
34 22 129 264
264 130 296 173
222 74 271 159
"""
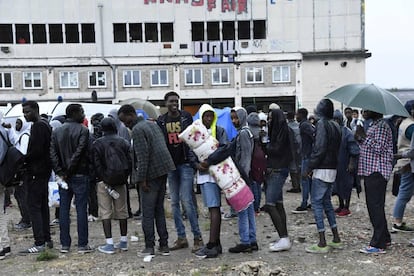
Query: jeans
140 175 169 248
27 174 51 246
364 172 391 249
300 158 312 208
393 172 414 219
0 185 10 251
237 203 257 244
251 181 262 212
265 168 289 205
311 178 337 232
168 163 201 239
59 175 89 248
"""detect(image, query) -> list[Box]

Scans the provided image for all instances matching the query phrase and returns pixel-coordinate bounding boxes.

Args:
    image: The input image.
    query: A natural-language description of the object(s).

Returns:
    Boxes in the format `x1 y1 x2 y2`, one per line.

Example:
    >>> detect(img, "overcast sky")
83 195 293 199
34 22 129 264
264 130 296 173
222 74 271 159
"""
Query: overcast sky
365 0 414 89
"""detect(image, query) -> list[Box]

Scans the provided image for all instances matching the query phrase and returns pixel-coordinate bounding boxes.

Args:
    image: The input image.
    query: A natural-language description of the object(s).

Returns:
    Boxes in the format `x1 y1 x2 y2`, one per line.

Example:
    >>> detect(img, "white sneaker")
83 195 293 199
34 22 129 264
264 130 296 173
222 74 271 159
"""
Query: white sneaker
269 238 291 252
88 215 99 222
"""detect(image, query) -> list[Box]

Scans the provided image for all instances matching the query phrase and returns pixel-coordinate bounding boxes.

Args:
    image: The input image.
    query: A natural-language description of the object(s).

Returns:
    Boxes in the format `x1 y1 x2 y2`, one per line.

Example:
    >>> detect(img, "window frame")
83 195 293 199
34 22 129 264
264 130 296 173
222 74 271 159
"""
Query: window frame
88 71 107 88
23 72 42 89
59 71 79 89
272 66 291 83
211 68 230 85
123 70 142 87
0 72 13 89
245 67 264 84
150 69 169 87
184 68 203 86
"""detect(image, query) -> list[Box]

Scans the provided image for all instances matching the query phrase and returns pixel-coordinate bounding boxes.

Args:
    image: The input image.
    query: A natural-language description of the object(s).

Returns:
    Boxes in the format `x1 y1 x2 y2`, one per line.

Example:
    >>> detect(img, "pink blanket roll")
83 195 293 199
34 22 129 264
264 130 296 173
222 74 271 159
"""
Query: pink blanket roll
223 178 254 212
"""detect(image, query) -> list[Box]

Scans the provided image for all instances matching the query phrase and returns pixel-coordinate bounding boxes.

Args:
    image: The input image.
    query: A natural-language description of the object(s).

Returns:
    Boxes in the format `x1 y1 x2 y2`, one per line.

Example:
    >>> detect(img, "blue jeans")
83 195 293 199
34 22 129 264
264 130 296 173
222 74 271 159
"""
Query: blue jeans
237 203 257 244
59 175 89 247
300 158 312 208
168 163 201 239
251 181 262 212
265 168 289 205
311 178 337 232
393 172 414 219
140 175 169 248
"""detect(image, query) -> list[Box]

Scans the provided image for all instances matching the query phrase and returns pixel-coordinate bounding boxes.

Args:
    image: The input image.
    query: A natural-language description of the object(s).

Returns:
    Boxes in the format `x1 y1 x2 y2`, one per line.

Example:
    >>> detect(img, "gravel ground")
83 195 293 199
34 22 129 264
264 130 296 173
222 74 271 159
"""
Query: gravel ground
2 179 414 276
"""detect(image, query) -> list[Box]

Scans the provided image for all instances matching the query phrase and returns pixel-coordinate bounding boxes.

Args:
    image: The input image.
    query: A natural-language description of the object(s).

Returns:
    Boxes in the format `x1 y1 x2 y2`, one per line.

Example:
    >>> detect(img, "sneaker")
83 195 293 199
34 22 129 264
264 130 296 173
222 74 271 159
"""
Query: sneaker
78 245 94 254
359 246 386 254
46 240 54 249
19 244 45 254
138 247 155 257
222 212 237 220
287 188 301 193
217 243 223 254
269 238 291 252
307 204 312 210
98 244 115 254
50 218 59 227
60 246 70 253
192 237 204 253
392 222 414 232
327 241 344 249
291 206 307 214
334 207 342 213
15 222 31 230
229 243 252 253
306 244 330 254
88 215 99 222
158 246 170 256
337 209 351 217
194 245 219 259
251 241 259 251
170 237 189 251
1 247 11 256
0 251 4 260
133 210 141 217
114 241 128 251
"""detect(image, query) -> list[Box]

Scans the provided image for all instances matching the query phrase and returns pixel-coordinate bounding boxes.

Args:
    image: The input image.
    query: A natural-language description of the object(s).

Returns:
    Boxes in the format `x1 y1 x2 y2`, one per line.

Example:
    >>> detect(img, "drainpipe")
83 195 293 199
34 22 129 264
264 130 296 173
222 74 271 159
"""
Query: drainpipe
98 3 117 101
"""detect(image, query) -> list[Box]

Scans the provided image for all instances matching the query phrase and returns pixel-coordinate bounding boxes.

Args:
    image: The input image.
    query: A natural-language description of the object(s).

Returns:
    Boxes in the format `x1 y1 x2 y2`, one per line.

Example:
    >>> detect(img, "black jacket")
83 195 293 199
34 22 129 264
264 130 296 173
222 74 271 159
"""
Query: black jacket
299 119 315 158
25 119 52 177
50 120 90 177
266 109 292 169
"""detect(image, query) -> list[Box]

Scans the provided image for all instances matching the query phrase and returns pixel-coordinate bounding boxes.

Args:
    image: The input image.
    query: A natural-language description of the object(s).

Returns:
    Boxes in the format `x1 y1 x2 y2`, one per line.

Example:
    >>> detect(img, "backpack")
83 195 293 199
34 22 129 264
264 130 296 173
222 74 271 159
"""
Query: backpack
250 138 267 183
103 140 129 187
0 131 25 187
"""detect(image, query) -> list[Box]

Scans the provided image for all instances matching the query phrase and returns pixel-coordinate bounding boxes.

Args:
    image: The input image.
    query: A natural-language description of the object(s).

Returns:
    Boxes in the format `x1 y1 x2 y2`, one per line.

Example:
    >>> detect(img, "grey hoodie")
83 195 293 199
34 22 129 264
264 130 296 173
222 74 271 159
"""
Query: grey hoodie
247 112 261 140
233 107 253 177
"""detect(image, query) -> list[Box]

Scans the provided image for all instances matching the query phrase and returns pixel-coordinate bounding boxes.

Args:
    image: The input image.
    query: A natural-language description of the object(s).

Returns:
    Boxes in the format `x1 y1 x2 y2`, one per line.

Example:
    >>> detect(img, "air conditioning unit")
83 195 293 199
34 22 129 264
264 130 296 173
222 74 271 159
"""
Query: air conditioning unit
1 46 10 54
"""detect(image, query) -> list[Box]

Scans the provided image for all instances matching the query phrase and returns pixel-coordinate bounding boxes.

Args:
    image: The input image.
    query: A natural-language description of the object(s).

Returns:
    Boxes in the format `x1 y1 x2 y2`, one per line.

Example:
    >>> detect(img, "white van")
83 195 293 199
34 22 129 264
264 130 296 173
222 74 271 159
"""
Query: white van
3 101 121 127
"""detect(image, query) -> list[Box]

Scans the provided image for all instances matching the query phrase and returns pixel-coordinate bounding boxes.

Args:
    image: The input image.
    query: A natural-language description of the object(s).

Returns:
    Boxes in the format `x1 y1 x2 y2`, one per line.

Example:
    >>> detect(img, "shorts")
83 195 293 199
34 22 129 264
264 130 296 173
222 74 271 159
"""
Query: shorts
265 168 289 205
200 182 221 208
97 181 128 220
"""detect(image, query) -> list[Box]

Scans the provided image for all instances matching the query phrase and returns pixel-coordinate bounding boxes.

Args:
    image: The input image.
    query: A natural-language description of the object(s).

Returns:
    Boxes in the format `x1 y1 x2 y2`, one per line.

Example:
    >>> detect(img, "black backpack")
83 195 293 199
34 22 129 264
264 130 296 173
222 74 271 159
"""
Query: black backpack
103 140 129 187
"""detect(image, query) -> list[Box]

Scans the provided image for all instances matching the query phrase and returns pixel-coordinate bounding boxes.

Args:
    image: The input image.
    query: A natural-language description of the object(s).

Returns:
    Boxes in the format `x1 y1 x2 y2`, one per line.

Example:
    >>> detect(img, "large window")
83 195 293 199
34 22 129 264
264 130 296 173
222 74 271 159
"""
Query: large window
272 66 291 83
245 67 263 84
88 71 106 88
81 24 95 43
33 24 47 44
161 23 173 42
253 20 266 39
60 72 79 88
145 23 158 42
238 21 250 40
23 72 42 89
49 24 63 43
150 69 168 87
185 69 203 86
113 23 127 42
222 21 235 40
212 68 230 85
191 22 204 41
0 24 13 43
16 24 30 44
65 24 79 43
123 70 141 87
0 72 12 89
207 22 219 40
129 23 142 42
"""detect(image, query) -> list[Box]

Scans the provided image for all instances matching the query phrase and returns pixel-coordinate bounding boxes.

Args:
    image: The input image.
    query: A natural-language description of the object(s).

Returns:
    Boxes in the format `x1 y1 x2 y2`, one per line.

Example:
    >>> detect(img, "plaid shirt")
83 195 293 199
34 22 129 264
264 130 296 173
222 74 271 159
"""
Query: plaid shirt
358 119 393 180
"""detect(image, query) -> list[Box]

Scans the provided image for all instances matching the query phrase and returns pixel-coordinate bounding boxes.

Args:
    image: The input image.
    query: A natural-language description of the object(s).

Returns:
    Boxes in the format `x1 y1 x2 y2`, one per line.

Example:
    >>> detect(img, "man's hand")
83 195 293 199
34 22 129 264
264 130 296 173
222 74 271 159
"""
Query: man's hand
199 161 209 170
197 163 208 172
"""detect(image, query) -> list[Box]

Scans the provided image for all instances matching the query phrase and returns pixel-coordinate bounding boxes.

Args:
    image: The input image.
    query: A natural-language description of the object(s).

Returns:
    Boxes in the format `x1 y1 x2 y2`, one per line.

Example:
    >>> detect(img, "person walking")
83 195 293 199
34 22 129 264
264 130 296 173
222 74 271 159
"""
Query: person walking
118 104 175 257
194 104 228 259
93 118 132 254
50 103 93 254
305 99 343 254
265 109 293 252
156 91 203 253
19 101 53 254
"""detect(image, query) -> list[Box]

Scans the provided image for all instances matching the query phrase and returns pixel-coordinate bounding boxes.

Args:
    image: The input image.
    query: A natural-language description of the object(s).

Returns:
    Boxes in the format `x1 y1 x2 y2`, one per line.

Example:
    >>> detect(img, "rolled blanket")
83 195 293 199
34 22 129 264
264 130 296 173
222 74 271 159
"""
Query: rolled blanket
224 179 254 212
193 137 219 162
178 119 210 149
209 157 241 190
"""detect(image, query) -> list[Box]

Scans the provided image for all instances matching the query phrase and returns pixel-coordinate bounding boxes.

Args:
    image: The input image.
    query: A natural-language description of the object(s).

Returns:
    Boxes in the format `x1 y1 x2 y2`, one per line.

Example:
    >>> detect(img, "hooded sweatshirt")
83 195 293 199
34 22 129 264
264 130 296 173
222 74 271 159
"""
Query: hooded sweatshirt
13 116 31 155
247 112 261 140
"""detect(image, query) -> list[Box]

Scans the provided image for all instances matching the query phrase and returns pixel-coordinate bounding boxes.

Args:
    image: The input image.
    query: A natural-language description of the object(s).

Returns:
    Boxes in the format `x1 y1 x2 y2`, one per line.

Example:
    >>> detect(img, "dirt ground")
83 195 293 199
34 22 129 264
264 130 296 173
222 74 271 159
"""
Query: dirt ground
2 178 414 276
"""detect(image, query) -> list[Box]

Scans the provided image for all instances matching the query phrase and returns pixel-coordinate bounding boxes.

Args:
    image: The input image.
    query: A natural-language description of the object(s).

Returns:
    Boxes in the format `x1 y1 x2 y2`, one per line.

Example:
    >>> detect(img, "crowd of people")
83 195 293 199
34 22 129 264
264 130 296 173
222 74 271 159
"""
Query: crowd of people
0 92 413 260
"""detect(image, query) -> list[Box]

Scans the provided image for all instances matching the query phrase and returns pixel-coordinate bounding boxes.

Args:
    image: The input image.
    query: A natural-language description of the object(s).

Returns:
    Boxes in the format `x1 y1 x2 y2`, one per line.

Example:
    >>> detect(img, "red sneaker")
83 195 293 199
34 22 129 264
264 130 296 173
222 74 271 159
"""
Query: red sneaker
334 207 342 213
337 209 351 217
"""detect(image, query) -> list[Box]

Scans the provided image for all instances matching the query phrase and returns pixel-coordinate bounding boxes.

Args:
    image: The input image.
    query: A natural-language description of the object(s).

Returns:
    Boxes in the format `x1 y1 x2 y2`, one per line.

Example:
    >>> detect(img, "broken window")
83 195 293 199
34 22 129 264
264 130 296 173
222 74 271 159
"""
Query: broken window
16 24 30 44
145 23 158 42
88 71 106 88
113 23 127 42
32 24 47 44
49 24 63 43
191 22 204 41
207 21 219 40
0 24 13 43
129 23 142 42
161 23 173 42
81 24 95 43
65 24 79 43
253 20 266 39
238 21 250 40
222 21 235 40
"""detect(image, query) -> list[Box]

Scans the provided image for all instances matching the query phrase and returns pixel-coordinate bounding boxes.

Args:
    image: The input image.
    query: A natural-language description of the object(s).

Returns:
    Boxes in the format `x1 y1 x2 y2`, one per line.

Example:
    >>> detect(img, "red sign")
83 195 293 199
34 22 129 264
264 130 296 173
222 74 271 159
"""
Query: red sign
144 0 248 14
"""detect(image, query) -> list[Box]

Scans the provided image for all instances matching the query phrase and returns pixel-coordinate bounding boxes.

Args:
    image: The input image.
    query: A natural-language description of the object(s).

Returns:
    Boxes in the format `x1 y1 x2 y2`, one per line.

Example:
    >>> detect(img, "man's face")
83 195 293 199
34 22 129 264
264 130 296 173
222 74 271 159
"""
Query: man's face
23 105 37 123
15 119 22 131
295 112 302 122
202 111 214 129
231 111 240 128
166 95 179 114
118 112 136 130
352 111 359 119
344 109 352 120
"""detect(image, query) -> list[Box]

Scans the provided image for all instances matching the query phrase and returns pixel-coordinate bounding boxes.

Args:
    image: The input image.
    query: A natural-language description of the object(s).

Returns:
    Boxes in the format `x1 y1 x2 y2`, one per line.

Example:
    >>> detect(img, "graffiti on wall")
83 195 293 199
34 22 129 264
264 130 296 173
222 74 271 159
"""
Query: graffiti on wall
194 40 237 63
144 0 248 14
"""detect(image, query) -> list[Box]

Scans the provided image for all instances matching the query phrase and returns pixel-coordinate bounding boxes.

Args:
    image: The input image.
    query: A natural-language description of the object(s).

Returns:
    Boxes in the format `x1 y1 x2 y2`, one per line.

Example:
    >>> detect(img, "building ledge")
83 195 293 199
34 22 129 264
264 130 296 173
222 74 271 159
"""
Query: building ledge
302 50 371 60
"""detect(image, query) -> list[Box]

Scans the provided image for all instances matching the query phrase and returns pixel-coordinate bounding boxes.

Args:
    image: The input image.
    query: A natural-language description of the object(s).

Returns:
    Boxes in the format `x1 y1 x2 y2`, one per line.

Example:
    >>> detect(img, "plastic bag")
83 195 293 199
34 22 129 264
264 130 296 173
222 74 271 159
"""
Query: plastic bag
48 181 60 207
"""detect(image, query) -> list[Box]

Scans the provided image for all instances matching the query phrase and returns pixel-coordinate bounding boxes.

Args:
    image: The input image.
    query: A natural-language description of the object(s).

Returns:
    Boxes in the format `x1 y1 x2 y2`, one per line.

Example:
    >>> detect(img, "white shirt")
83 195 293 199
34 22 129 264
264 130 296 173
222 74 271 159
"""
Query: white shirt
312 169 337 183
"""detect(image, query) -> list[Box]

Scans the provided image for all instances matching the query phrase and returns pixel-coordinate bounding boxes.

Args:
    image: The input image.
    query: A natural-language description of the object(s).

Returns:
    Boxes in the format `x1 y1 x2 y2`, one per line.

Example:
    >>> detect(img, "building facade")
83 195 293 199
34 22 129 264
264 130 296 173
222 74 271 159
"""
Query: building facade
0 0 369 113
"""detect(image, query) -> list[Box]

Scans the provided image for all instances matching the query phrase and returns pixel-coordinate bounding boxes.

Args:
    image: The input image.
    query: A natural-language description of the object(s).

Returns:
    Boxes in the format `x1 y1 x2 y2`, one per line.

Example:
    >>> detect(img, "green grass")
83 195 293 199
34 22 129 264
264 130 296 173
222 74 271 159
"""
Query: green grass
36 249 58 261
